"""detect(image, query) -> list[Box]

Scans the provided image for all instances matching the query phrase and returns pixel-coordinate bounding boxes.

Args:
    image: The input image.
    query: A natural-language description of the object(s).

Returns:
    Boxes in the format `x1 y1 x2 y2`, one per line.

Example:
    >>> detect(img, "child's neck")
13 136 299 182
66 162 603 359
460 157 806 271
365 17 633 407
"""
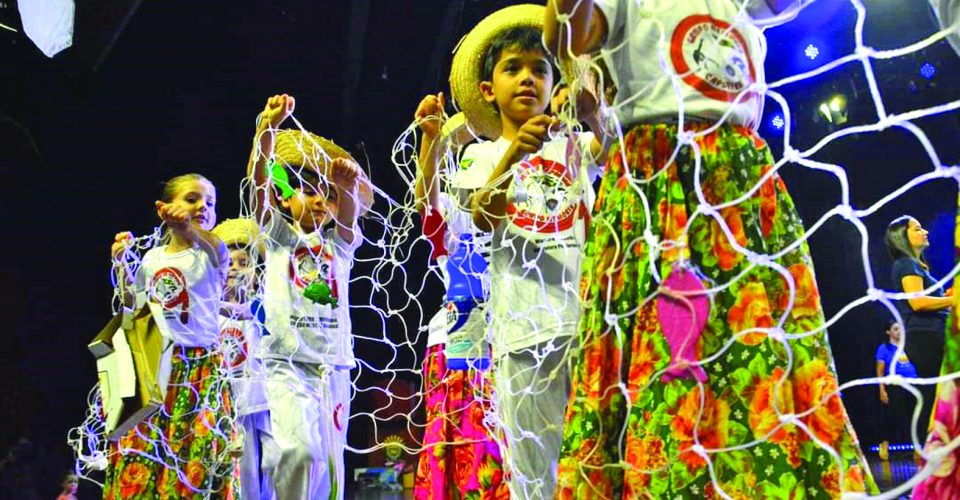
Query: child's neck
499 117 523 142
166 232 195 253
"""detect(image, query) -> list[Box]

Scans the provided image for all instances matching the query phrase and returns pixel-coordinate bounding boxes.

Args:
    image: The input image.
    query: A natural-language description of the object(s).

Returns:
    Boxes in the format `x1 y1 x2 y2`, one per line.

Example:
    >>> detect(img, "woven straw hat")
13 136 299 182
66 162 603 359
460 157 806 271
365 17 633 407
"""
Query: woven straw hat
449 4 545 139
213 218 264 257
272 129 374 213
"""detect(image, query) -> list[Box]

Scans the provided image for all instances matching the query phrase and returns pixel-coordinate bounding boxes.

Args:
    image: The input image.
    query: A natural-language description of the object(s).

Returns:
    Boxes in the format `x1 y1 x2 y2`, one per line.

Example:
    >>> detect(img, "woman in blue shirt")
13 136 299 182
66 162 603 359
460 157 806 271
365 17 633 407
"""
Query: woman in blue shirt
885 215 953 443
875 320 918 460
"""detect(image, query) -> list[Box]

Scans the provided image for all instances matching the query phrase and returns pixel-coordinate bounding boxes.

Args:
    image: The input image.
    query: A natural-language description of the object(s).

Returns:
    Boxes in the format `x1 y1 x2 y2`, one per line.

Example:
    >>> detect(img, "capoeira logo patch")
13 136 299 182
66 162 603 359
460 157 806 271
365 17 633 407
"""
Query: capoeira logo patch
220 325 248 369
507 155 585 234
151 267 190 324
670 15 756 103
290 245 338 298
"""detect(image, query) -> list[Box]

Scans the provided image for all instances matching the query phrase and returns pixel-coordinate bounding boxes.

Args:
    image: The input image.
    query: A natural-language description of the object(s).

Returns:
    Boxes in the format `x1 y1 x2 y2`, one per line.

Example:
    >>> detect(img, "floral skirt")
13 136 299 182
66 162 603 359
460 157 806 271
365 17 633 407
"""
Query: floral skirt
556 123 877 499
414 344 509 499
914 196 960 499
103 346 236 499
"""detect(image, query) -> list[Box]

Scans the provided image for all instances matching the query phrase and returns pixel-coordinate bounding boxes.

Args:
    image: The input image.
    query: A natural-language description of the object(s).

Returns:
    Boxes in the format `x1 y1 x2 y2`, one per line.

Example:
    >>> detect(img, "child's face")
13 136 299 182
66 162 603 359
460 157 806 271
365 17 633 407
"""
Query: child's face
227 248 255 290
481 47 553 129
281 179 337 233
164 178 217 231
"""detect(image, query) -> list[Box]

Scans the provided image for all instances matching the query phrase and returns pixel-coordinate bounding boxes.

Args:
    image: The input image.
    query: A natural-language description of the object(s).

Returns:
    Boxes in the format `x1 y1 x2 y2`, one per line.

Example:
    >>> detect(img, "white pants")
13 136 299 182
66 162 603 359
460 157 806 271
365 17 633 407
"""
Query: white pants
238 411 272 500
261 360 351 500
494 339 573 500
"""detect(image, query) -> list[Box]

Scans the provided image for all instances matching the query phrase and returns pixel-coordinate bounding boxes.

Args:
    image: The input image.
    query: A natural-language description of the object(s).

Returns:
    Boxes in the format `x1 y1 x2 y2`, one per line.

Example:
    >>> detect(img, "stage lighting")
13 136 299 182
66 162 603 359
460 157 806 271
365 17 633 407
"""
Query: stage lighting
919 62 937 80
804 43 820 60
818 94 848 125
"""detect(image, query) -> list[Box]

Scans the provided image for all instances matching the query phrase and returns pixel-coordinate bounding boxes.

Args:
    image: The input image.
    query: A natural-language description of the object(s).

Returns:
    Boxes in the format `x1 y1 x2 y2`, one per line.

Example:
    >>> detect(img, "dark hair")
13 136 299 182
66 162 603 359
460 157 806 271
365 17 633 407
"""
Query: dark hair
885 215 927 268
481 27 546 82
884 319 899 332
160 173 212 203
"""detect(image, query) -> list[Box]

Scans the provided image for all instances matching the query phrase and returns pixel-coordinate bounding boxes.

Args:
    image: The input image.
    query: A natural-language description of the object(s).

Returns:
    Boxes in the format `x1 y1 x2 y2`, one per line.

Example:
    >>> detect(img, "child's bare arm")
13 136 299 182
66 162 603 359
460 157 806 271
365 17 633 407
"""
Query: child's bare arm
414 92 446 213
247 94 296 223
331 158 363 245
472 115 557 232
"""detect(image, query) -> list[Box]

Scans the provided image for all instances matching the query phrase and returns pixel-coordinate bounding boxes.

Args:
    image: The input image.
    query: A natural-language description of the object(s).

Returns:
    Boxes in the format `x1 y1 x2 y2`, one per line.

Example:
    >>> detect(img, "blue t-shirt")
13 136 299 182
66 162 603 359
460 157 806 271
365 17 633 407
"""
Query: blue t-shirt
891 257 948 332
875 342 919 379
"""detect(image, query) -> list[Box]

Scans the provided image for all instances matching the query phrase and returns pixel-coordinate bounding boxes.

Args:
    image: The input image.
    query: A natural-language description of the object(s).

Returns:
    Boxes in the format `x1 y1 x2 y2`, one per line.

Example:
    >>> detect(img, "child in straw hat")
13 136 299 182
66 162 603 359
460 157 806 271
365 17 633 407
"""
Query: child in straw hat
245 94 372 500
448 4 606 498
212 217 271 499
545 1 877 497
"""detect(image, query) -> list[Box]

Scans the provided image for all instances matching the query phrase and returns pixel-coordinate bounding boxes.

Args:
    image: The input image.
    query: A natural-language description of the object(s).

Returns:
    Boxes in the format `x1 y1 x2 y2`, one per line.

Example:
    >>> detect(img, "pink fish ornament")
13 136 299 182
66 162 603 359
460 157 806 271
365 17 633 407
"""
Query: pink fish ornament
656 266 710 383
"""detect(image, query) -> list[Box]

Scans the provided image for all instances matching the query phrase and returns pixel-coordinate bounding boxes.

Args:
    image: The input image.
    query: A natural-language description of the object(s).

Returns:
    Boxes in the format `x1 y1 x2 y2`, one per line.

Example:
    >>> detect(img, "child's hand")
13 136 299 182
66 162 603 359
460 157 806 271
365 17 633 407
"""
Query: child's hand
156 201 192 233
111 232 134 260
879 385 889 405
415 92 445 140
330 157 361 190
259 94 296 130
508 115 558 162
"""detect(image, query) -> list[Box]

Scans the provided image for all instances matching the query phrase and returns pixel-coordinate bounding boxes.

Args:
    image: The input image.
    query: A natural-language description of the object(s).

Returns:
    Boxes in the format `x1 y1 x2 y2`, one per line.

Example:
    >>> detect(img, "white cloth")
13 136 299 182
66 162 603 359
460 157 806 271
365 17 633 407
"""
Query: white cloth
260 360 351 500
261 219 357 367
931 0 960 55
238 411 272 500
138 245 223 348
218 315 269 416
18 0 74 58
595 0 777 128
455 134 597 355
494 339 573 500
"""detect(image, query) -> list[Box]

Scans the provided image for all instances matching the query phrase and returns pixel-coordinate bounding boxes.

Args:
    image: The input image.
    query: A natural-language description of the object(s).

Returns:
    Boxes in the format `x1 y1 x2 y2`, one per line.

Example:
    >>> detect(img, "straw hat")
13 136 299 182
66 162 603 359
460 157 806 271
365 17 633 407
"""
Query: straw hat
212 218 264 257
272 129 374 213
449 4 545 139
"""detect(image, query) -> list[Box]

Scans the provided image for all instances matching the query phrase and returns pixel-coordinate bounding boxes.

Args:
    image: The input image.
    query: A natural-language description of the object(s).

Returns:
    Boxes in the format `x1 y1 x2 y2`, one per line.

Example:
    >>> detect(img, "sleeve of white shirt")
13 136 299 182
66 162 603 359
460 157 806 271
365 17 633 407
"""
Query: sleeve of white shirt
263 211 297 248
593 0 624 50
450 143 491 191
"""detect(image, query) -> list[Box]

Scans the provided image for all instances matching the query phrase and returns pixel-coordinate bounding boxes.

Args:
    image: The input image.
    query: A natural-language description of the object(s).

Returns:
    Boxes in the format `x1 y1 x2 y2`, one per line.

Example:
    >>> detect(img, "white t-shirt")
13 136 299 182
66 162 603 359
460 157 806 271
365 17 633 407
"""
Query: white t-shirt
218 315 268 416
425 192 492 348
455 133 598 355
931 0 960 55
260 218 357 367
595 0 781 128
138 245 223 348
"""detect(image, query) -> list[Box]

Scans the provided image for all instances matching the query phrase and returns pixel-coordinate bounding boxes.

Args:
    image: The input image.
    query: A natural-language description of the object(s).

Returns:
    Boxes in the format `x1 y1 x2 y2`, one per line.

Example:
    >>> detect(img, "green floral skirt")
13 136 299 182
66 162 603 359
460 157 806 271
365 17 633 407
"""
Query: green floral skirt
556 123 877 499
103 346 236 499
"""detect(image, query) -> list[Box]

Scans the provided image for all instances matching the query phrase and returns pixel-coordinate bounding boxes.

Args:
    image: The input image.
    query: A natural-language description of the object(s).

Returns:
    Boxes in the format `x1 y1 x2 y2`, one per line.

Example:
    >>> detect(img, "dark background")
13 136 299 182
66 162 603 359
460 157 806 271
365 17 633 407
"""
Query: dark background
1 0 957 497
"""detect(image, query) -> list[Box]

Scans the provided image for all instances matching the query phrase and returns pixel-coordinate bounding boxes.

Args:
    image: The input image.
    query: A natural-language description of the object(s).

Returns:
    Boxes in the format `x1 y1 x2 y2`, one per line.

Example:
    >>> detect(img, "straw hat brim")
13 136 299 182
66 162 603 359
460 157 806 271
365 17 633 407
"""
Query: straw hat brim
449 4 545 140
212 218 265 257
273 129 375 214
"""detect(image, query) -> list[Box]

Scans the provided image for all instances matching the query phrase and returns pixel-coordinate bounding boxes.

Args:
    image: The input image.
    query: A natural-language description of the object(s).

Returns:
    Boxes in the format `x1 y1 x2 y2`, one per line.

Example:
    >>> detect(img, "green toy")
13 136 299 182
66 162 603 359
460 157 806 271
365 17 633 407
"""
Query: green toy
303 280 338 307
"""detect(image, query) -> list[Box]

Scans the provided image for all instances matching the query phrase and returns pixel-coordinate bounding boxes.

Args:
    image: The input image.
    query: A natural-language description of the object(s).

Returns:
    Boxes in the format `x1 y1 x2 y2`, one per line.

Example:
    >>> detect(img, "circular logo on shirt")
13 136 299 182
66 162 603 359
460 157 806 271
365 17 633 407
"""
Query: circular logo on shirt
670 15 757 103
290 246 336 290
220 326 248 369
151 267 190 324
507 156 584 234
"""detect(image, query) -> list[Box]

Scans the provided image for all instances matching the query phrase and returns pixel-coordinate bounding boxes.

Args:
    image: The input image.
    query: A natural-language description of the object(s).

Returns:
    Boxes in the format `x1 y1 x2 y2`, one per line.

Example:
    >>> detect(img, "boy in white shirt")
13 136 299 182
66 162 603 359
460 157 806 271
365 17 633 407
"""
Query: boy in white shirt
245 94 373 500
448 5 605 498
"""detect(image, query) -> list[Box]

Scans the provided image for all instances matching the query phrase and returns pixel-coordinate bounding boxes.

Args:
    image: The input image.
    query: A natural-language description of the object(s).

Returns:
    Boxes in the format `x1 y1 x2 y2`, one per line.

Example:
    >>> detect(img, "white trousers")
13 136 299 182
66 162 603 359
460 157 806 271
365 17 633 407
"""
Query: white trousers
494 339 573 500
260 360 351 500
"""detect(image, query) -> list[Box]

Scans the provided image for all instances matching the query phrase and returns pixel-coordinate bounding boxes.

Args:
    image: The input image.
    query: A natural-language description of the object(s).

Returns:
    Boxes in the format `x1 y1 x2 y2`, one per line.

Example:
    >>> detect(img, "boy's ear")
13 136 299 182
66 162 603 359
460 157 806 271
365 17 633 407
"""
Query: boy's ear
479 81 496 104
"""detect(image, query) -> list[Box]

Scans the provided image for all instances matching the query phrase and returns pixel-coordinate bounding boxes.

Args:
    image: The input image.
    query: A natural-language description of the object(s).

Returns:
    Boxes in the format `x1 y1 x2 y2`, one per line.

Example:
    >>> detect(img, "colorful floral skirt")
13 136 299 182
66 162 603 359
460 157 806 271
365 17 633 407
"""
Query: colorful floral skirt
556 123 877 499
414 344 509 499
103 346 236 499
914 196 960 499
